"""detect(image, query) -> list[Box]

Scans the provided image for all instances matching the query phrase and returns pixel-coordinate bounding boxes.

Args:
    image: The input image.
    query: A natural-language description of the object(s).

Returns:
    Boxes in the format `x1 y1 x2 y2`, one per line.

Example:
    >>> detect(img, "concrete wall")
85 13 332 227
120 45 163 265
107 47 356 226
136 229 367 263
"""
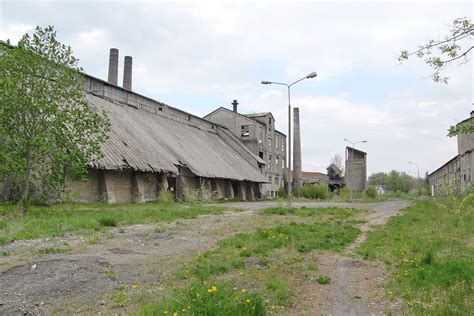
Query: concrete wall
429 156 461 196
345 148 367 191
67 167 259 203
458 130 474 156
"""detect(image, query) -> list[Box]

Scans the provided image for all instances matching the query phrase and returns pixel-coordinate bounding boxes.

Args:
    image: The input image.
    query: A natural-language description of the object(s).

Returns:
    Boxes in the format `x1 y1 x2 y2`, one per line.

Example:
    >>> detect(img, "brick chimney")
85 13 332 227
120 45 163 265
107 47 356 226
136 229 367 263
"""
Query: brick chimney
123 56 133 90
107 48 119 85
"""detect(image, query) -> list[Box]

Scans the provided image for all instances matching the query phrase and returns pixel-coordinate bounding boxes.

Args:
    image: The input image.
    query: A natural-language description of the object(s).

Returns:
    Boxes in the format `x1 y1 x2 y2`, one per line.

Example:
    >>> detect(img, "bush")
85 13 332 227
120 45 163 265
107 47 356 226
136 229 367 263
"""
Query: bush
365 186 377 199
300 184 328 200
157 189 174 203
277 186 287 198
98 217 117 227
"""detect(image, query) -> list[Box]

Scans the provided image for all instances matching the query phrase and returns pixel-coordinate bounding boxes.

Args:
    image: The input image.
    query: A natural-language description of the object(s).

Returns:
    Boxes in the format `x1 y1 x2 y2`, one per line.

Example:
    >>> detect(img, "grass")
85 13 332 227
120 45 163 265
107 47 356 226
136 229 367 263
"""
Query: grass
259 206 359 219
37 246 70 254
134 207 361 315
0 202 226 244
315 275 331 285
357 199 473 314
137 281 266 316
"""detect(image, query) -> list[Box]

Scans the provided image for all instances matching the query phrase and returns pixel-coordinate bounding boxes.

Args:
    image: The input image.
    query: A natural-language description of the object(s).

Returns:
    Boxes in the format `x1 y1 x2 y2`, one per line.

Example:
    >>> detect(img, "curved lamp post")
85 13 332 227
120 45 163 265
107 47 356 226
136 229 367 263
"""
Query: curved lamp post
261 71 317 209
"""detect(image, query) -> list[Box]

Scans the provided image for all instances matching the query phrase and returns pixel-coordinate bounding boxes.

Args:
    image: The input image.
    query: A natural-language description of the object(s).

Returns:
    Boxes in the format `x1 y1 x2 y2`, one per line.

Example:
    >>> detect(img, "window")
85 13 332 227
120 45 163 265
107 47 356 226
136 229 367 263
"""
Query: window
282 159 285 168
281 141 284 152
258 127 263 143
276 156 279 167
268 155 272 171
241 125 250 137
275 135 279 149
268 137 271 147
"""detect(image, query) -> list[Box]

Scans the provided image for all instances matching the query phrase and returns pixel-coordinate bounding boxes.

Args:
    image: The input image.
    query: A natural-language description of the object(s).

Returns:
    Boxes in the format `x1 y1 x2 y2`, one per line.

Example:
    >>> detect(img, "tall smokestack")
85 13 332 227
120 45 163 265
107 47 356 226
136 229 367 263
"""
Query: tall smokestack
123 56 133 90
293 107 302 193
107 48 119 85
232 99 239 113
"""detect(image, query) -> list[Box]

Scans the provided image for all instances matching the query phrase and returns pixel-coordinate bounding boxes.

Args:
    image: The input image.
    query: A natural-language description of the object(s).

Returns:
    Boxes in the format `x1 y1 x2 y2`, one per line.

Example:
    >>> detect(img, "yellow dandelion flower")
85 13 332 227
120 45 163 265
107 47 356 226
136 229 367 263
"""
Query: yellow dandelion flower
132 284 140 289
241 289 246 293
246 299 251 303
173 313 178 316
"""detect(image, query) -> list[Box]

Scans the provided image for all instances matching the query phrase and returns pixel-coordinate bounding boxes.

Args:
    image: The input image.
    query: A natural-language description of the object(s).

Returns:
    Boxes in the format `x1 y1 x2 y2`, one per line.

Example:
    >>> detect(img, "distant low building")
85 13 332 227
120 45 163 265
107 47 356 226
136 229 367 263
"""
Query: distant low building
326 163 345 191
301 171 329 185
429 111 474 196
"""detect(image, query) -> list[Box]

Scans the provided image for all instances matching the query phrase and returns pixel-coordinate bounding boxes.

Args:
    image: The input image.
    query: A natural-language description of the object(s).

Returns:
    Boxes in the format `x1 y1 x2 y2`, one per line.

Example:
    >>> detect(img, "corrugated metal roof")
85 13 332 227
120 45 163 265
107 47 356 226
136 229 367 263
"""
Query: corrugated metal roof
88 94 267 183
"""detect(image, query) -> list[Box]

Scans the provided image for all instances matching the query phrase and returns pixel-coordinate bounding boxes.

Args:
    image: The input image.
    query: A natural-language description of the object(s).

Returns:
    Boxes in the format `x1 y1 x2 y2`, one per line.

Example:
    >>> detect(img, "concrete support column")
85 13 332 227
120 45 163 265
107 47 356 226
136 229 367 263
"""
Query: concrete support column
238 182 247 201
131 173 146 203
248 182 256 201
175 175 184 201
99 170 116 203
293 107 303 193
215 180 226 199
226 181 235 199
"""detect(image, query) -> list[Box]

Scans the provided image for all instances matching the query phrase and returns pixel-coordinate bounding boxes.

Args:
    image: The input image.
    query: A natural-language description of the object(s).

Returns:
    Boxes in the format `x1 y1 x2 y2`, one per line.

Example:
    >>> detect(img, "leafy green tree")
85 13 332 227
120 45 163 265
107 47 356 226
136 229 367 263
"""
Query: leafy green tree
0 26 110 214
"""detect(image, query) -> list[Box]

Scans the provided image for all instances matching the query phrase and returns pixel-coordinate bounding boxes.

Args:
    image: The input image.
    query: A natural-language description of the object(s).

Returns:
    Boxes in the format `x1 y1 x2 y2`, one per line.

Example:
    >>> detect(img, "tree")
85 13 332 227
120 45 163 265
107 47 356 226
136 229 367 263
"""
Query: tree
398 17 473 84
330 153 344 174
0 26 110 214
399 17 473 137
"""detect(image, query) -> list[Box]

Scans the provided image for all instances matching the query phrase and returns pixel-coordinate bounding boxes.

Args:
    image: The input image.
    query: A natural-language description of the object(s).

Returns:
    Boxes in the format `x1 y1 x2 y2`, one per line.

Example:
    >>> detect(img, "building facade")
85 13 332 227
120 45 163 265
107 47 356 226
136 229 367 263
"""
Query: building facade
429 112 474 196
345 147 367 191
204 105 287 198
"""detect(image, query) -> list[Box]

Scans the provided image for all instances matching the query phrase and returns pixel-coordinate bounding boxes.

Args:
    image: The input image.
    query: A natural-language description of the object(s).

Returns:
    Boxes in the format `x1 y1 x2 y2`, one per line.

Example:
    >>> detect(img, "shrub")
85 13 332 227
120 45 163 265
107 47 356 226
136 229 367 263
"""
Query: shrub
315 275 331 284
365 186 377 199
300 184 328 200
98 217 117 227
157 189 174 203
277 186 287 198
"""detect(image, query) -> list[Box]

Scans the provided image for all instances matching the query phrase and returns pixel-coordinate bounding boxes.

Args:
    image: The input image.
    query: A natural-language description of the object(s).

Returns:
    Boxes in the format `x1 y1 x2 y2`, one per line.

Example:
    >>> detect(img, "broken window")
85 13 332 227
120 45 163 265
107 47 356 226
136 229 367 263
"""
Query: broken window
275 135 279 149
241 125 250 137
258 127 263 143
276 156 279 167
268 137 272 147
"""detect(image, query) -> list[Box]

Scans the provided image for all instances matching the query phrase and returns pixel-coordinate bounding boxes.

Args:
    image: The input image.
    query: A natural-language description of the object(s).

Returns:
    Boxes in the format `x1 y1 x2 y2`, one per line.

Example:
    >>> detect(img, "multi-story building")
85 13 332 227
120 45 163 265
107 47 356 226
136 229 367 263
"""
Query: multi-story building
204 102 287 198
429 111 474 196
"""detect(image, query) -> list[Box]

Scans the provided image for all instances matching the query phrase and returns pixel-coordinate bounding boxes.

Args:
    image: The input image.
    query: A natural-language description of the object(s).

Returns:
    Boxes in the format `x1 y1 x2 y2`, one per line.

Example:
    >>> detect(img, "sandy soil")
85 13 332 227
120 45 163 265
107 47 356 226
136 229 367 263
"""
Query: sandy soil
0 200 409 315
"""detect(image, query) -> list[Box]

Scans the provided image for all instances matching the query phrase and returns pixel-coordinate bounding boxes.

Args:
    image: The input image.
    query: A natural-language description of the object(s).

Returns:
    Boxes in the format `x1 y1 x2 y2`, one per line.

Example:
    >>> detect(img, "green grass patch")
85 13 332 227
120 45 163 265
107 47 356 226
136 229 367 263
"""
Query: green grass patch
37 246 70 254
137 281 266 316
182 220 359 280
259 206 359 219
357 200 473 314
0 202 226 243
315 275 331 284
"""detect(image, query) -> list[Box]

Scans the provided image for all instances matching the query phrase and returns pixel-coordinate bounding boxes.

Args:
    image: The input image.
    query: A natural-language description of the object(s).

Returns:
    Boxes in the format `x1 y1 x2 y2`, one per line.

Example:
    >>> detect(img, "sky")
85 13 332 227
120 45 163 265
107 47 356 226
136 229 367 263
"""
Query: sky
1 0 472 177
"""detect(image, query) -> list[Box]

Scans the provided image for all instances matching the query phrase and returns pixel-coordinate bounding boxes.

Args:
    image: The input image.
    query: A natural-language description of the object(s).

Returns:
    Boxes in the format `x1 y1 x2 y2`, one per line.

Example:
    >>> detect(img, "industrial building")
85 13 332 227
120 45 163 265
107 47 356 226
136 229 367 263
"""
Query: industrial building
429 111 474 196
204 104 287 198
1 48 269 203
345 147 367 191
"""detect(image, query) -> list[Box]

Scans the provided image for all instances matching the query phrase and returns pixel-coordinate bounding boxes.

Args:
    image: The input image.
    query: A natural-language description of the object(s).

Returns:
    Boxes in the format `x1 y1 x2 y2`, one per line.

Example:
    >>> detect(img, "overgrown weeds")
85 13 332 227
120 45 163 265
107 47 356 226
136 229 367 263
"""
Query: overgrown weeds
358 199 473 314
0 202 226 244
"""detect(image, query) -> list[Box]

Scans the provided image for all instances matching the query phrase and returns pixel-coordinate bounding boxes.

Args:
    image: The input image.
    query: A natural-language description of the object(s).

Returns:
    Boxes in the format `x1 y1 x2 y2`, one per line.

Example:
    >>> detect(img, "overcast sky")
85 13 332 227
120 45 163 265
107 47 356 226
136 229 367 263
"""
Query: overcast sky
1 0 472 177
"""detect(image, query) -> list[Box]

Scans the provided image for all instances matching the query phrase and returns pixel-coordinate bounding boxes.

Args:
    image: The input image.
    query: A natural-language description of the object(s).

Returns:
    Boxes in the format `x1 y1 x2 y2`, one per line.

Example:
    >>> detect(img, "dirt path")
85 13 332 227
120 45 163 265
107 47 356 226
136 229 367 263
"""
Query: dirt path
294 200 410 316
0 200 409 315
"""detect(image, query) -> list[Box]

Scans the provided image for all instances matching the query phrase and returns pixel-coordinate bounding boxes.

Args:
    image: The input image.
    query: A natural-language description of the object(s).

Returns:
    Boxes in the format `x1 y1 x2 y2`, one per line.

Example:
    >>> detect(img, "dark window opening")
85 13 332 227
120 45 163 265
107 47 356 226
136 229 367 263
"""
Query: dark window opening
158 107 163 111
241 125 250 137
259 151 264 159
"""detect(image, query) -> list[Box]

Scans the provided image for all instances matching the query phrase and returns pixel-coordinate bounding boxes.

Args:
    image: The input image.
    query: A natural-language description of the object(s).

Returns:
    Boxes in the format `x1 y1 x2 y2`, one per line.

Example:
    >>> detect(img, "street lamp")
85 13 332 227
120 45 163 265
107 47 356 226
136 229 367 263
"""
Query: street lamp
344 138 367 200
261 71 317 209
344 139 367 149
